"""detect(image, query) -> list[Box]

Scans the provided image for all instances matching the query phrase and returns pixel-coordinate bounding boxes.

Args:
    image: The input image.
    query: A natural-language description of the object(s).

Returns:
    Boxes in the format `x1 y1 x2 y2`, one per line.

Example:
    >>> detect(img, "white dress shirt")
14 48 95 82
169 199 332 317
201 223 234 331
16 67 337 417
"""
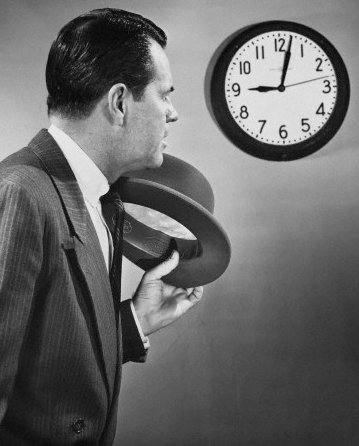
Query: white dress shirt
48 124 149 348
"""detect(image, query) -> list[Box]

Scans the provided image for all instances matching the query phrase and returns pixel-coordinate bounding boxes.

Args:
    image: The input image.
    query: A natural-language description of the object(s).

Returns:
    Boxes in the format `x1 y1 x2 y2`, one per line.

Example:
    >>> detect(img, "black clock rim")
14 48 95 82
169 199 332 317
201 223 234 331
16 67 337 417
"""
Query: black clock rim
210 20 350 161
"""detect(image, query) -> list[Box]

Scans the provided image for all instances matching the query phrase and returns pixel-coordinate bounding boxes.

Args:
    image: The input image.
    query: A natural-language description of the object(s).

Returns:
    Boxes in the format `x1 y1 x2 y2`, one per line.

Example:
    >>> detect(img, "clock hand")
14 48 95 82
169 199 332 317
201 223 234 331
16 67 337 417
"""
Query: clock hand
285 75 330 88
279 35 293 89
249 75 330 93
248 86 279 92
249 37 293 94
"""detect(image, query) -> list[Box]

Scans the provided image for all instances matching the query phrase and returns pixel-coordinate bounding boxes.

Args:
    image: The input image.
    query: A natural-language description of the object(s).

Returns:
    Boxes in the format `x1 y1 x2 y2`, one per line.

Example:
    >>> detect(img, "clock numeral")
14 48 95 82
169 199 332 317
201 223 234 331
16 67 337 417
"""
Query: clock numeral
231 83 241 96
322 79 331 93
239 61 251 75
300 44 304 58
316 103 325 115
255 45 265 60
258 120 267 133
301 118 311 133
279 125 288 139
274 38 286 52
316 58 323 72
240 106 249 119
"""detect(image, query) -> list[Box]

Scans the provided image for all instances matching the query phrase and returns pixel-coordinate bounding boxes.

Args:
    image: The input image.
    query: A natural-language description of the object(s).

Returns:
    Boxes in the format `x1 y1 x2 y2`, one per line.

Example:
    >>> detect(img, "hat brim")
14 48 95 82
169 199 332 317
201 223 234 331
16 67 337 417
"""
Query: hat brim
116 155 231 288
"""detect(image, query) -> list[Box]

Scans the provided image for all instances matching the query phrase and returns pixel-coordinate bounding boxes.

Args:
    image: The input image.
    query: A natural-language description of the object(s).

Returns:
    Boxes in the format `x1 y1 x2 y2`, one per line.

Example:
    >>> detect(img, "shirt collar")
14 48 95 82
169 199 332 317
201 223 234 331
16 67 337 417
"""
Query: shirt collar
48 124 109 207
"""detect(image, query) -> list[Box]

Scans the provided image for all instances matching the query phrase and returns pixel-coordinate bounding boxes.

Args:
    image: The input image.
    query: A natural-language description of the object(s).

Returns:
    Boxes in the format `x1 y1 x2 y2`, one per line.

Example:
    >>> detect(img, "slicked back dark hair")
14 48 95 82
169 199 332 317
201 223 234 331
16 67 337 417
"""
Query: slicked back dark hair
46 8 167 119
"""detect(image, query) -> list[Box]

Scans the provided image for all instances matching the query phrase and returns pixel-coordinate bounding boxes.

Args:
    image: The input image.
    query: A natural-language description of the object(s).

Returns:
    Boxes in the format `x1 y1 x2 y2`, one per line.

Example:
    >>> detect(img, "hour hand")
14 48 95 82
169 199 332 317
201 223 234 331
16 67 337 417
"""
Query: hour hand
248 85 279 92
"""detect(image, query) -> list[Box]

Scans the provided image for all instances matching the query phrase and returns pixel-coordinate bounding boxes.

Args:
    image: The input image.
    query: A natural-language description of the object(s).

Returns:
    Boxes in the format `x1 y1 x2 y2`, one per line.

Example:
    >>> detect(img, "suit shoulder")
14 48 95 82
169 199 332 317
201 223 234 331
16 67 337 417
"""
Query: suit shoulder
0 146 53 196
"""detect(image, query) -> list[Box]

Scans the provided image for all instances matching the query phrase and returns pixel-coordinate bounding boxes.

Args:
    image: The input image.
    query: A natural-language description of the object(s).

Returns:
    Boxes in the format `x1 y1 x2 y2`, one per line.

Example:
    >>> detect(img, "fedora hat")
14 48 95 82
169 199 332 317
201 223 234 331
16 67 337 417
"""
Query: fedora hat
113 154 231 288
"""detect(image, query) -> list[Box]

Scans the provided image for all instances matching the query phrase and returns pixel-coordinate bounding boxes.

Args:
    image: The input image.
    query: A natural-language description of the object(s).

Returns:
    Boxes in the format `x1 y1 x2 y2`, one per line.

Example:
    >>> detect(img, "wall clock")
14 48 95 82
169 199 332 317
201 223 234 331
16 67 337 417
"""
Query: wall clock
209 21 350 161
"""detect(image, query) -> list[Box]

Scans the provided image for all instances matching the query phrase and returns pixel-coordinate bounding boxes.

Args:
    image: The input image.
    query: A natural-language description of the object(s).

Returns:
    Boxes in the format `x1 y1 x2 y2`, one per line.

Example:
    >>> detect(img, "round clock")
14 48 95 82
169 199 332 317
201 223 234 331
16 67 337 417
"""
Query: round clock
209 21 350 161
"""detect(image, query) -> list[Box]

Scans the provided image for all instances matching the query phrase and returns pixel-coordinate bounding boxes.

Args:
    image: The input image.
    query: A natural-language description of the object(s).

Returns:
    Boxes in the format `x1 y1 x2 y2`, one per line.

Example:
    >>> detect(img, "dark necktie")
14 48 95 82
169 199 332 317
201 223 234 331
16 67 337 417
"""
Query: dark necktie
100 190 124 316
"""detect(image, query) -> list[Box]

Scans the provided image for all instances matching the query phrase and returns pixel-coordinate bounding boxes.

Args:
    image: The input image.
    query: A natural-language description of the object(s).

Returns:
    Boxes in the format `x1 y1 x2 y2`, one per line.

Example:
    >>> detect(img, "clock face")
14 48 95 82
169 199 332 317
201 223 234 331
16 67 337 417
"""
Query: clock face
210 21 350 160
225 31 337 146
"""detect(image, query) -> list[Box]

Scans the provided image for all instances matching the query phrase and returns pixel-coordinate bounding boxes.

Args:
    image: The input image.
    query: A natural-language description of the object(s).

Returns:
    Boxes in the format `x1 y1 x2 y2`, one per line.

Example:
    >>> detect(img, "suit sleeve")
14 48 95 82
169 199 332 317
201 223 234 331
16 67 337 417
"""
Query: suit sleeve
0 181 43 423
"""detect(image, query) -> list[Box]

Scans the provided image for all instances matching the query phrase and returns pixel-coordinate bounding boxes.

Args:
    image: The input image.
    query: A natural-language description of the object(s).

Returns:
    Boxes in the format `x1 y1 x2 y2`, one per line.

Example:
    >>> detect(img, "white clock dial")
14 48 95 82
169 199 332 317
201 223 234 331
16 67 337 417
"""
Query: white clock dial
225 31 337 146
210 21 350 160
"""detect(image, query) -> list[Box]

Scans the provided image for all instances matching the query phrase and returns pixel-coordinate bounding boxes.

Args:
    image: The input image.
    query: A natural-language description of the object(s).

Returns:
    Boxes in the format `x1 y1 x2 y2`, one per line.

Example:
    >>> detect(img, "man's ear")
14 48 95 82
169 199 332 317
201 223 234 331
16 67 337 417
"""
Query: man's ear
107 83 130 125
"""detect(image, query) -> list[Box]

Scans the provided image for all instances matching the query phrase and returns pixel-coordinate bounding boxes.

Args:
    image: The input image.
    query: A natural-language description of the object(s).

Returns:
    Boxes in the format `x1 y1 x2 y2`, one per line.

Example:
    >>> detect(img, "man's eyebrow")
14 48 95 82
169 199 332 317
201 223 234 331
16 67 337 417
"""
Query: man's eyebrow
166 86 175 94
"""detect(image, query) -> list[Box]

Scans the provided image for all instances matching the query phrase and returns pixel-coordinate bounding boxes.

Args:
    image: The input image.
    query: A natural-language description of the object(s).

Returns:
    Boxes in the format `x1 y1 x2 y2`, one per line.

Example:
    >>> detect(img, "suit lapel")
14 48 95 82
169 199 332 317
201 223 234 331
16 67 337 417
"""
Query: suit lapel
28 129 88 242
28 129 118 398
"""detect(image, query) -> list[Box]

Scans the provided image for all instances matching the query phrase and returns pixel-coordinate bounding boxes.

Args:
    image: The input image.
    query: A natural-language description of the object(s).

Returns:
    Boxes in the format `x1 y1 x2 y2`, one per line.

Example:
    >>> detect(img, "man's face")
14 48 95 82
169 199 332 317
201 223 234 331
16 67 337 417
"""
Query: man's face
123 40 178 171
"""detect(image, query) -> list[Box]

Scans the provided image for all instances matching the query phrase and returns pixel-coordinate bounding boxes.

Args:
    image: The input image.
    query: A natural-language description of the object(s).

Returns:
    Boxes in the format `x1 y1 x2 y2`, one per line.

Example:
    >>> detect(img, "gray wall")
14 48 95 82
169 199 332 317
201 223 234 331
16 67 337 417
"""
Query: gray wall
1 0 359 445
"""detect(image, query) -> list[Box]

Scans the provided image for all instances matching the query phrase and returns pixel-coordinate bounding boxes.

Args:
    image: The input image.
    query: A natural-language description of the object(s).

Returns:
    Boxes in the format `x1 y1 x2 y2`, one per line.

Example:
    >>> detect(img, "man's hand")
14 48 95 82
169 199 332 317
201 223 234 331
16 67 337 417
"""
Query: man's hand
132 251 204 336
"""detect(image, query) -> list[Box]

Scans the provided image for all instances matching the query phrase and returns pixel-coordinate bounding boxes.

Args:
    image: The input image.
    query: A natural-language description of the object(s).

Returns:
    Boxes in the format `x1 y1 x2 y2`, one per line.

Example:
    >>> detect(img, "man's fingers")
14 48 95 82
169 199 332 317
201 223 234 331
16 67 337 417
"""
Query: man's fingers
187 286 203 303
145 250 180 281
175 286 204 315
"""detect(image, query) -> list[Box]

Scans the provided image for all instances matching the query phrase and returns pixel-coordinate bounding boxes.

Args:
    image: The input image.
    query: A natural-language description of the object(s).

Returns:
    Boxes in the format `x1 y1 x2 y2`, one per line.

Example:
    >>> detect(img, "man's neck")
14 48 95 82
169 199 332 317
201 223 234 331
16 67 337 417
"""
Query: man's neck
49 114 120 183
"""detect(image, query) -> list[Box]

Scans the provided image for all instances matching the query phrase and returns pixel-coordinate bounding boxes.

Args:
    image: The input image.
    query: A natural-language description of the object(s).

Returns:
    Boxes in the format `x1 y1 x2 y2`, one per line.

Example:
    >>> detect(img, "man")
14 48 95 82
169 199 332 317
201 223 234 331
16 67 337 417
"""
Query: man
0 8 203 445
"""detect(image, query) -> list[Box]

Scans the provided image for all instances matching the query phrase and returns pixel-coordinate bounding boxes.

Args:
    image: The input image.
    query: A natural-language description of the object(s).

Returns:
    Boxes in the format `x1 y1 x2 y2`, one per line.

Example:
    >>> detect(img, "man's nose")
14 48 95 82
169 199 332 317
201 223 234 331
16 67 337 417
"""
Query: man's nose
167 103 178 123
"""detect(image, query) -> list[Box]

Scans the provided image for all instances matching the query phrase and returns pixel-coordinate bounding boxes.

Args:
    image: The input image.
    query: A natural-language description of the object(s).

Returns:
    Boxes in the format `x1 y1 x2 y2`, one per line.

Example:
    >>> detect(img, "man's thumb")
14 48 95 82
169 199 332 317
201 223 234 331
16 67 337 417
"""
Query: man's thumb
145 250 180 281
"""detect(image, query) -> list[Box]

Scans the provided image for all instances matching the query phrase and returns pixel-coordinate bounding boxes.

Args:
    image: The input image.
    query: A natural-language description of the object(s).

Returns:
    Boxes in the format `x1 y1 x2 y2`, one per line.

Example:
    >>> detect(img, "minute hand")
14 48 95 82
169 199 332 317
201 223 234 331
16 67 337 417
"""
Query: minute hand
285 75 330 88
279 35 293 88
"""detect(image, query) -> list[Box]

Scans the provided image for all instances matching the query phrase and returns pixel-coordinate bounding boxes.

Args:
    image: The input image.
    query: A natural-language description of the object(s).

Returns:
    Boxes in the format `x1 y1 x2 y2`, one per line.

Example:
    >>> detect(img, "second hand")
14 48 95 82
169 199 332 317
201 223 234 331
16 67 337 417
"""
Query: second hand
285 75 330 88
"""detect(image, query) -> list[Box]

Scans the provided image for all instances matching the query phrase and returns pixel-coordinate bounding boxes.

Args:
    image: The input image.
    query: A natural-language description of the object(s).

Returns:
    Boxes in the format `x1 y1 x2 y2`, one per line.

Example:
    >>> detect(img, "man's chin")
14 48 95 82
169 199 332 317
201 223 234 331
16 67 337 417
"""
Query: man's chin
147 152 164 169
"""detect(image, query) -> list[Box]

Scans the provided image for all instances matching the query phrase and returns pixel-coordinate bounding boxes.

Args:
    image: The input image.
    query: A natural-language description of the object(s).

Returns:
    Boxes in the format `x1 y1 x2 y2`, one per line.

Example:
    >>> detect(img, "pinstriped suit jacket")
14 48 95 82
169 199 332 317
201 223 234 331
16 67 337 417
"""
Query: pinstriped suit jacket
0 130 146 445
